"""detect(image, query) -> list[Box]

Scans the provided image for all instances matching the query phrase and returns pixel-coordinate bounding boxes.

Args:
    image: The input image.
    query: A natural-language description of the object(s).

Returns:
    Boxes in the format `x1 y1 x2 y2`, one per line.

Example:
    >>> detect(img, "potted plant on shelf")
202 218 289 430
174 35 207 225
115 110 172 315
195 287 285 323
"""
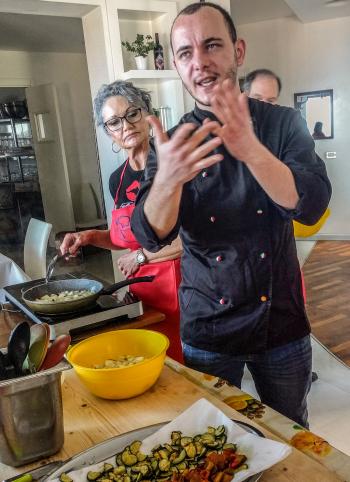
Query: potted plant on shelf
122 34 155 70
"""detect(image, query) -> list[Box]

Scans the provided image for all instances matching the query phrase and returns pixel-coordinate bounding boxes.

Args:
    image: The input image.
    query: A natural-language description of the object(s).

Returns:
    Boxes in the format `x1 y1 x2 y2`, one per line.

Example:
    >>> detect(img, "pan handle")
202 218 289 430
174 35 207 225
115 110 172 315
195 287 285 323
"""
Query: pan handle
101 276 155 296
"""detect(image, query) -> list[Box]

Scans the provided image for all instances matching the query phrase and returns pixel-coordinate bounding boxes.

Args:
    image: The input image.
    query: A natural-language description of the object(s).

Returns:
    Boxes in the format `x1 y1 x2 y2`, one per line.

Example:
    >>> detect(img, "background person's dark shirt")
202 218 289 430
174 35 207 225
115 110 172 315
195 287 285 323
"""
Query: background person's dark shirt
109 162 144 208
131 99 332 355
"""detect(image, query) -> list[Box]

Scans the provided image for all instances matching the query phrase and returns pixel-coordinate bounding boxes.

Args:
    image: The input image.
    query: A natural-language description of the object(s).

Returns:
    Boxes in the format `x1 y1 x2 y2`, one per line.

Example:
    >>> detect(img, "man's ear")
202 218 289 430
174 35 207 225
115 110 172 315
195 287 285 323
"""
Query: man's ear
235 38 246 67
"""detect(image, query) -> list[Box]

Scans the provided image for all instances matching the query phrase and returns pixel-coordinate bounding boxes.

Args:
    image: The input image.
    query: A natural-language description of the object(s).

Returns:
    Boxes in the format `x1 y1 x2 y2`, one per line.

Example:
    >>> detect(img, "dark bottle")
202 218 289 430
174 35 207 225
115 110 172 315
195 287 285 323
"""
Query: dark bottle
154 33 164 70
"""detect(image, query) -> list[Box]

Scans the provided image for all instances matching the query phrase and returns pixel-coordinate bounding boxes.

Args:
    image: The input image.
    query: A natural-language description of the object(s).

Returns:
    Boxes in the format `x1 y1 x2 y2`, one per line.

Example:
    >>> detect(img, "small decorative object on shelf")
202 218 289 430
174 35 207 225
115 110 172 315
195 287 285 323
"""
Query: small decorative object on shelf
122 34 155 70
153 33 164 70
154 106 171 131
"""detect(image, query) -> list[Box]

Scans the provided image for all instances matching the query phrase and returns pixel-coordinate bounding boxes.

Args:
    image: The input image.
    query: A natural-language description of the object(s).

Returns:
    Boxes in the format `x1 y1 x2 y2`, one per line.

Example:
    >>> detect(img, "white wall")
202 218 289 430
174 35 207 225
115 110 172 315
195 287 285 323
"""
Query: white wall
0 49 102 223
238 16 350 238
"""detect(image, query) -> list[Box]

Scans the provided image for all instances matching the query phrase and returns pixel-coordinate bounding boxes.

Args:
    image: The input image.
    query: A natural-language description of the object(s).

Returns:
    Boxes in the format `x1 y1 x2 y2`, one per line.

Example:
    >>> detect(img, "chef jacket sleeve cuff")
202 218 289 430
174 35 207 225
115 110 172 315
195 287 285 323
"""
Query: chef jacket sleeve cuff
291 167 331 225
272 166 331 225
131 198 180 253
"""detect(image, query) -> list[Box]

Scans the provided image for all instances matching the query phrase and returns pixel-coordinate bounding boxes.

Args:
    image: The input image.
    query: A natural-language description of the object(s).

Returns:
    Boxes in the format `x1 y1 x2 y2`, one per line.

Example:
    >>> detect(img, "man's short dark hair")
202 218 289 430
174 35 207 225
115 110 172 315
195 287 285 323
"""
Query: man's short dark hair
170 2 237 51
243 69 282 95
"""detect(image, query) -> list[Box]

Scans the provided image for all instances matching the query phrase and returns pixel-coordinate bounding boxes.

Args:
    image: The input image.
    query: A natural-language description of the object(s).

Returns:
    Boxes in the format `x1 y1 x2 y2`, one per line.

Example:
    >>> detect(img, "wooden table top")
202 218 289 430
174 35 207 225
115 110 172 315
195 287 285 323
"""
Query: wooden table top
0 365 343 481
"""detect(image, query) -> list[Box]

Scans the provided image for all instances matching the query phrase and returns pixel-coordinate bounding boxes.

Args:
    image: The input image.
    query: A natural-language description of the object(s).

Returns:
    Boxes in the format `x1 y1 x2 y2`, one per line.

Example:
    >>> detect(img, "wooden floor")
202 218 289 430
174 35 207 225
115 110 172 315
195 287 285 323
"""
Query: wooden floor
303 241 350 365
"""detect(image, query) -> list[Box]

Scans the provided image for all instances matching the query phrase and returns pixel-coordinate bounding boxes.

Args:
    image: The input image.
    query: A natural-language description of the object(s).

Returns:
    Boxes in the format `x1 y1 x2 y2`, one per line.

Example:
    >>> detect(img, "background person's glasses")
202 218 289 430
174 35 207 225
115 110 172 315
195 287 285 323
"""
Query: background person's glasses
104 108 142 132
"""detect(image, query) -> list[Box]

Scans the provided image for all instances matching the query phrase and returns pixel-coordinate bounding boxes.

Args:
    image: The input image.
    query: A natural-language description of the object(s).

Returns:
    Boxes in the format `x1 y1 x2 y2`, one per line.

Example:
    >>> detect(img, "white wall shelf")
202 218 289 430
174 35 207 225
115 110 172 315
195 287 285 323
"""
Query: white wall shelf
105 0 184 130
120 69 179 81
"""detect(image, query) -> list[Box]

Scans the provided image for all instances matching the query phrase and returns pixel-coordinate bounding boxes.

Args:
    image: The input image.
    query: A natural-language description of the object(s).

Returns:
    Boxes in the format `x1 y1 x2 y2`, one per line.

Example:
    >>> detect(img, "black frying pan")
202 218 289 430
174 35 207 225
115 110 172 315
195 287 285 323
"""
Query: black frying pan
21 276 154 315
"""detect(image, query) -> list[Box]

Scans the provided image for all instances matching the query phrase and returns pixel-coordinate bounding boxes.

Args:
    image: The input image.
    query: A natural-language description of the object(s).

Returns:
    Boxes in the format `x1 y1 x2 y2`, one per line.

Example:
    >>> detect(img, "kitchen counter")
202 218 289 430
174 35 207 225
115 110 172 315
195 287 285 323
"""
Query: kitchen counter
1 307 350 481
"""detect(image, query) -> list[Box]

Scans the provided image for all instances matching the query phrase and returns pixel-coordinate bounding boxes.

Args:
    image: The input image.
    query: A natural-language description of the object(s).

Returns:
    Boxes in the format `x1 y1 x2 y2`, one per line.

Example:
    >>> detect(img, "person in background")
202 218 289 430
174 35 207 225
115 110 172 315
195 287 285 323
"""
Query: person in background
243 68 281 104
60 80 183 361
131 2 332 427
312 121 327 140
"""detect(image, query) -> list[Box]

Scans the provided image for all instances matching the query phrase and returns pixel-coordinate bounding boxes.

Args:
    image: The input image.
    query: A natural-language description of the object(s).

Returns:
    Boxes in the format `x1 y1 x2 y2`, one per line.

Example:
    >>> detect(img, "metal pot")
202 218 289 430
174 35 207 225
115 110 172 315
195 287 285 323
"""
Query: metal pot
22 276 154 315
12 100 28 119
0 359 70 466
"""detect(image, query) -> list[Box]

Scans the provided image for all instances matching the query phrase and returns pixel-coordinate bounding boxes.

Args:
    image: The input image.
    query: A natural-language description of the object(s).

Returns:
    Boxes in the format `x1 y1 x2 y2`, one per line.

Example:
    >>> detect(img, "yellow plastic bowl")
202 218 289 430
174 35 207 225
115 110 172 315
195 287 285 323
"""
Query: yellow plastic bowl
67 329 169 400
293 208 330 238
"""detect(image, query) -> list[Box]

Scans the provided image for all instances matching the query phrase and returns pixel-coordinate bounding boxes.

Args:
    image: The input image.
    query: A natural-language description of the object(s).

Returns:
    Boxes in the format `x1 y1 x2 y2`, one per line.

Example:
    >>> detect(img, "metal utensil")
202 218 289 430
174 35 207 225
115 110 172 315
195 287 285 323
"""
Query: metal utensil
45 254 71 283
2 460 64 482
7 322 30 377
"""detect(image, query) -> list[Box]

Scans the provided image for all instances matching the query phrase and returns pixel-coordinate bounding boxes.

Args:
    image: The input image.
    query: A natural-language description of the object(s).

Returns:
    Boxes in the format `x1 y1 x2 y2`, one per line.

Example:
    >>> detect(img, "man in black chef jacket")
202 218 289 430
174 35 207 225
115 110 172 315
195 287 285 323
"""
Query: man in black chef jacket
131 2 331 428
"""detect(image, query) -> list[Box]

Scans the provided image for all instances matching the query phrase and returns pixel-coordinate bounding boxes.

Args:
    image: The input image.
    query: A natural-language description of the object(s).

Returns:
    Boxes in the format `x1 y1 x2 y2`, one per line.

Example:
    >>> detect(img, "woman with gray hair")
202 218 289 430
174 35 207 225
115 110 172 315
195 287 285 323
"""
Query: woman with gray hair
61 80 183 361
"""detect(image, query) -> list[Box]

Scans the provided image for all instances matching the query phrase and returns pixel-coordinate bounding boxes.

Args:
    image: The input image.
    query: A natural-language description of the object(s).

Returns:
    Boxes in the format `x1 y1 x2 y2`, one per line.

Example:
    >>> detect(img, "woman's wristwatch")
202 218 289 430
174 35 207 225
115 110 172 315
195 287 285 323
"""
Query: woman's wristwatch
136 248 147 265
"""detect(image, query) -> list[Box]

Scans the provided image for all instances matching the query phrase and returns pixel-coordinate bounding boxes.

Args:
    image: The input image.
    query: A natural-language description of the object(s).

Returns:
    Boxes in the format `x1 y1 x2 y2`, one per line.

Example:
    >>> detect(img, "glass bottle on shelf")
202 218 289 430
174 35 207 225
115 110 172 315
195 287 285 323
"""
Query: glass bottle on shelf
153 33 164 70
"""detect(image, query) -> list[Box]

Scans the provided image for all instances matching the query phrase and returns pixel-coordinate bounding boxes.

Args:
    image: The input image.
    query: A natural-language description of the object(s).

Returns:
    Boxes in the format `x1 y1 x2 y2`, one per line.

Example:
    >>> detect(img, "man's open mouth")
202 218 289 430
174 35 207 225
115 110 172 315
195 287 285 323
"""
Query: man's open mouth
196 76 218 87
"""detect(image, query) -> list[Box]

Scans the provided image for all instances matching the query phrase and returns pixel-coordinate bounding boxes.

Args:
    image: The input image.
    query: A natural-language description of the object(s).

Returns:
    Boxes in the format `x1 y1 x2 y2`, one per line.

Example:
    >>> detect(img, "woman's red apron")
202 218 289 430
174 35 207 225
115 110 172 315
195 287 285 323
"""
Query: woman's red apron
110 160 182 361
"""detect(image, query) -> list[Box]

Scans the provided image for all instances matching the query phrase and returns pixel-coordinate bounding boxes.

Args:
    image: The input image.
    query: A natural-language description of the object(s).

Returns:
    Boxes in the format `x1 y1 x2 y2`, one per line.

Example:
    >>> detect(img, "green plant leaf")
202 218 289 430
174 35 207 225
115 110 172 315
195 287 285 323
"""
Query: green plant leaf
122 33 155 57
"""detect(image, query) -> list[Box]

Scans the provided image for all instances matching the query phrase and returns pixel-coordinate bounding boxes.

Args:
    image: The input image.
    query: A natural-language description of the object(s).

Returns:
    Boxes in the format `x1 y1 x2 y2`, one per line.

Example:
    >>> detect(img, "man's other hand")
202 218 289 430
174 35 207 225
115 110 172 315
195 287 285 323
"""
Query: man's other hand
211 79 262 165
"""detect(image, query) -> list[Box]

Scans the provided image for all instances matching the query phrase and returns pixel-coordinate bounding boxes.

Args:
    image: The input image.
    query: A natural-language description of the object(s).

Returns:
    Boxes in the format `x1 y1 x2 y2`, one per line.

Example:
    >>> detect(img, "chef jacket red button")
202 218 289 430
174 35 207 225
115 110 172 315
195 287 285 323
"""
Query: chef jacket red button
260 295 268 302
202 171 208 178
219 298 226 305
216 255 223 262
210 216 216 223
260 252 266 259
257 209 263 215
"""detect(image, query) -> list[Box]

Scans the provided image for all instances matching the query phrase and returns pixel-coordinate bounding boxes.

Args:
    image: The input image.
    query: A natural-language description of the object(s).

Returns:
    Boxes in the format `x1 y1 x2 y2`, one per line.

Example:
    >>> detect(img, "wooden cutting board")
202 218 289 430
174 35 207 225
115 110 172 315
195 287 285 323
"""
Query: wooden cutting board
0 366 343 481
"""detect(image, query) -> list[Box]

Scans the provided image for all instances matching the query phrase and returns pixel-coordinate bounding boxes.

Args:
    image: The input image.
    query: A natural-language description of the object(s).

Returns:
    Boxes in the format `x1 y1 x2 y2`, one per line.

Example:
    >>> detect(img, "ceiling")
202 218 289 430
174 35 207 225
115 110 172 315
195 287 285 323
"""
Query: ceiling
0 1 349 53
230 0 294 25
284 0 350 23
231 0 350 24
0 13 85 53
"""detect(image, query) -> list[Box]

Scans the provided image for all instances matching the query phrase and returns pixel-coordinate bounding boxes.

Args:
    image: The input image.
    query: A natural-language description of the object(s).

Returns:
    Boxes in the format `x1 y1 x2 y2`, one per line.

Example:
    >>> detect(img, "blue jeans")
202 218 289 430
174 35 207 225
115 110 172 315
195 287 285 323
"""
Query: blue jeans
182 335 312 428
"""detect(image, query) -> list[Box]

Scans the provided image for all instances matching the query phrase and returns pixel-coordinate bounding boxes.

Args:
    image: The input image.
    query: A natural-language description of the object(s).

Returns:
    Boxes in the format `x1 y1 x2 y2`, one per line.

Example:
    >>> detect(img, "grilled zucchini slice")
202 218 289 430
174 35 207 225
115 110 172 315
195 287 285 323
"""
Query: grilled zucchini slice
59 473 73 482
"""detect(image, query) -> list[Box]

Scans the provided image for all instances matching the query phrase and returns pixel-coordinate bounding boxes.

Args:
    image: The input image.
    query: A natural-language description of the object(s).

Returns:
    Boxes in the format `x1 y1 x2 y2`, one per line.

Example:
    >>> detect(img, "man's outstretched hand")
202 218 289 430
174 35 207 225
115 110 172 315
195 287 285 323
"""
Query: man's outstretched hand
147 115 224 190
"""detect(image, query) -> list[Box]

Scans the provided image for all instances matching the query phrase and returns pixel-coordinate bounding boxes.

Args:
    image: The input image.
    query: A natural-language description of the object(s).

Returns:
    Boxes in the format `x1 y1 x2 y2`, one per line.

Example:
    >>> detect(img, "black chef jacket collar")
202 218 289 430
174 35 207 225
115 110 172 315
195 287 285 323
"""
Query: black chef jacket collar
193 104 217 122
193 102 258 133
